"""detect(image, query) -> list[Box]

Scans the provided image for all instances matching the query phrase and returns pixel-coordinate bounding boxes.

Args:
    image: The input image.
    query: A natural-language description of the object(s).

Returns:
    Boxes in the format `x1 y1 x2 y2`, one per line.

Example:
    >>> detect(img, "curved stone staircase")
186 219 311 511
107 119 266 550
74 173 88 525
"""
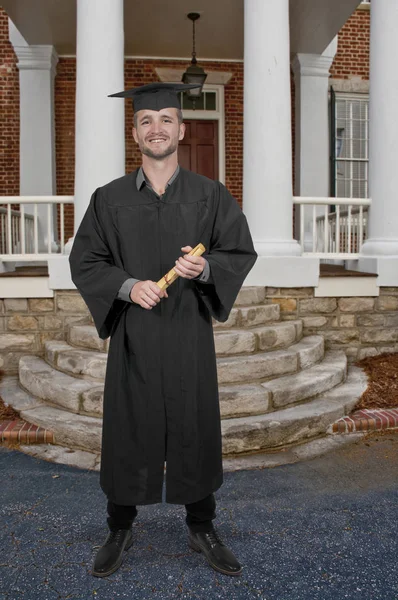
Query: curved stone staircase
2 287 368 469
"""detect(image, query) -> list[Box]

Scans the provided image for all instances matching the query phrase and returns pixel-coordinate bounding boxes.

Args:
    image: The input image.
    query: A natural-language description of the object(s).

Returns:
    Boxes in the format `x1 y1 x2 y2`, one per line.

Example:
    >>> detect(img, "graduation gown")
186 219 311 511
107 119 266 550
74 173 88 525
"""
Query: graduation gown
69 167 257 506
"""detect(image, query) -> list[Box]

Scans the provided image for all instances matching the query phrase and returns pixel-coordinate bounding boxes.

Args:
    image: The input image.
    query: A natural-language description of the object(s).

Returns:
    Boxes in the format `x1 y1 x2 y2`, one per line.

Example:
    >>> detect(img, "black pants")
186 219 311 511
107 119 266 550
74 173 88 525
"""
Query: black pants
107 493 216 533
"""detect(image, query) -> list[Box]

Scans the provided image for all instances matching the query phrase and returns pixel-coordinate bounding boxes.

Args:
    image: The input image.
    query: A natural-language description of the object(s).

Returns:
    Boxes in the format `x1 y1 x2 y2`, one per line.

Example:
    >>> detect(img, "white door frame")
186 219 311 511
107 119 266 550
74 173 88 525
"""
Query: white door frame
181 84 225 184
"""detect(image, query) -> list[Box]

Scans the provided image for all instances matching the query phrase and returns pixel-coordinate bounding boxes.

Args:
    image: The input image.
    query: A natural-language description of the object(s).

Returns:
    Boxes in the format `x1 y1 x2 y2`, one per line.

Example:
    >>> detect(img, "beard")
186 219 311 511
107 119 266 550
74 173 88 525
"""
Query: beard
139 138 179 160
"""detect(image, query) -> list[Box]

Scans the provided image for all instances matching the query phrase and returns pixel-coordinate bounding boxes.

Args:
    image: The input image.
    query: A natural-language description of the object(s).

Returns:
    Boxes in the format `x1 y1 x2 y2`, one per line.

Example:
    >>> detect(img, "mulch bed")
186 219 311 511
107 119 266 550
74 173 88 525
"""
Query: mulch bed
355 353 398 410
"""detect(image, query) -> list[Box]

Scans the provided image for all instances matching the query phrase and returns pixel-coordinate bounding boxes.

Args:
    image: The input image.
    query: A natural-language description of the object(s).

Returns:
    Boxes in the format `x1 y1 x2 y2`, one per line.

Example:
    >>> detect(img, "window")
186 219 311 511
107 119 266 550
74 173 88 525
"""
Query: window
331 91 369 198
178 91 217 111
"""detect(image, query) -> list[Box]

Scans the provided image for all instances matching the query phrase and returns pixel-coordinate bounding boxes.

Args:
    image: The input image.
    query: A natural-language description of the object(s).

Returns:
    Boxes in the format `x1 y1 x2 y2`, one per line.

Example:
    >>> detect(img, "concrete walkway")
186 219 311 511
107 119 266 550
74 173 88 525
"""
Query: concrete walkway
1 434 397 600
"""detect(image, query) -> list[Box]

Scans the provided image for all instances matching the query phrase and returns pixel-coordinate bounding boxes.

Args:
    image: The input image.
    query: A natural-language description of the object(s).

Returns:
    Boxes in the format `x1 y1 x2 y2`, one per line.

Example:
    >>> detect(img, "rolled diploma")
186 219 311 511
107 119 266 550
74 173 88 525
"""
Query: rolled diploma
156 243 206 291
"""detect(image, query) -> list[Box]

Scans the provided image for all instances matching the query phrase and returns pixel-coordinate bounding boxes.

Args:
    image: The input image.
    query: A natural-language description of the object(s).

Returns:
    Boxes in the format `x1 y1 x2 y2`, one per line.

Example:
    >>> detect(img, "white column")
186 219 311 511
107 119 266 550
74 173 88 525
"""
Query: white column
354 0 398 285
360 0 398 257
291 39 337 250
49 0 125 289
242 0 318 287
10 22 58 253
73 0 125 232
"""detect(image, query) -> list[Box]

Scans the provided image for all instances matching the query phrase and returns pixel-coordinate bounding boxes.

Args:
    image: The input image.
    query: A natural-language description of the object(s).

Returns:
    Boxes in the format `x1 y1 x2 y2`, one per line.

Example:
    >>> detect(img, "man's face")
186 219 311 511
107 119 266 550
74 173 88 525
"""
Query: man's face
132 108 185 160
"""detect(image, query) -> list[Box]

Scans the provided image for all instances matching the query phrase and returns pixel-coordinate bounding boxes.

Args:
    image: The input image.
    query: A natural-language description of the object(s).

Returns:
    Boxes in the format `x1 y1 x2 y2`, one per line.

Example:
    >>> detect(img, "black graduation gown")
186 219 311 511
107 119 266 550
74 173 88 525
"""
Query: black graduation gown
69 167 257 506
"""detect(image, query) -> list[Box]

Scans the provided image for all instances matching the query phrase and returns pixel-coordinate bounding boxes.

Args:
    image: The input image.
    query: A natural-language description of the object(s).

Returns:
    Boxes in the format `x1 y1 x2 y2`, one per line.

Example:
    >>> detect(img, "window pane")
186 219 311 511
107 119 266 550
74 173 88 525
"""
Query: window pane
205 92 216 110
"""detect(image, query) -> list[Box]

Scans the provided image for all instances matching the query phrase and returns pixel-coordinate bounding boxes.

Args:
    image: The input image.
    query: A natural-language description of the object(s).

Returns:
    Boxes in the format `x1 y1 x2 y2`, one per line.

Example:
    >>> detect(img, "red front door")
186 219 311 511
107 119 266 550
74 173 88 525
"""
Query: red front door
178 120 219 180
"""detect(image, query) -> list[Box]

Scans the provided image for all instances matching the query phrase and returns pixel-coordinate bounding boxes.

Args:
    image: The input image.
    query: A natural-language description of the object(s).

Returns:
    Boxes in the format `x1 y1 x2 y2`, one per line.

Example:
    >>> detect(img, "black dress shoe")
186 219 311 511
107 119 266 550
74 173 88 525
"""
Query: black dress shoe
188 528 242 577
92 528 133 577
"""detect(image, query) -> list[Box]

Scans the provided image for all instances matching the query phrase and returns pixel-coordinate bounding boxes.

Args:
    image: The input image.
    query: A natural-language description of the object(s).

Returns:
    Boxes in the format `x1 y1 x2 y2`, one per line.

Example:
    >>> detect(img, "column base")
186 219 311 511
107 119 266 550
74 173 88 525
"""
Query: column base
244 256 320 287
48 255 75 289
360 238 398 256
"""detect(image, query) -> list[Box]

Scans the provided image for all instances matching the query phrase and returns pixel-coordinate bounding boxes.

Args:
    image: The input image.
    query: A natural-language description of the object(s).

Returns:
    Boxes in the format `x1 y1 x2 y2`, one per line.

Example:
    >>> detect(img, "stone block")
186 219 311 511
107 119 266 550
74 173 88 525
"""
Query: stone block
0 300 4 314
280 288 314 297
219 384 270 418
41 315 63 330
384 314 398 327
0 333 36 351
239 304 280 327
302 316 328 328
256 323 297 351
1 352 31 373
322 329 360 344
360 329 398 344
4 299 28 312
39 332 65 346
339 315 356 328
81 387 104 416
271 298 297 312
0 318 4 332
234 287 266 306
356 314 385 327
376 296 398 311
28 299 55 313
56 294 89 313
212 309 239 329
7 315 38 331
215 331 256 355
299 298 337 314
358 347 378 360
265 288 280 296
339 298 374 312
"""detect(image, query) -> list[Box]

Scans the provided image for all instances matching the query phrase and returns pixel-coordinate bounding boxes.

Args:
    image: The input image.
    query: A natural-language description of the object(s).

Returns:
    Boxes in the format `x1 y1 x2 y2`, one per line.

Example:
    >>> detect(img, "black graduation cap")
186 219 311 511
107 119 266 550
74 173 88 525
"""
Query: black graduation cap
109 82 202 112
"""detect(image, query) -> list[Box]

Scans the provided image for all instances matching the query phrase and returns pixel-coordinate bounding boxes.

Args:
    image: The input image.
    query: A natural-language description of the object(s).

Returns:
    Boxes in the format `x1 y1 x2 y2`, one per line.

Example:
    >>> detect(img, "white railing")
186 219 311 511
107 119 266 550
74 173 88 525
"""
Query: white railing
294 197 371 259
0 196 73 261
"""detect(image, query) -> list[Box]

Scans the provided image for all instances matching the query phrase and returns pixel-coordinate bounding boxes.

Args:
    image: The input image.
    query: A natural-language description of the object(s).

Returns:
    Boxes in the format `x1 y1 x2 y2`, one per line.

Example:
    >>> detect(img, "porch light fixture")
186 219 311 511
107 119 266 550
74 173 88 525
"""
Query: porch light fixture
182 12 207 104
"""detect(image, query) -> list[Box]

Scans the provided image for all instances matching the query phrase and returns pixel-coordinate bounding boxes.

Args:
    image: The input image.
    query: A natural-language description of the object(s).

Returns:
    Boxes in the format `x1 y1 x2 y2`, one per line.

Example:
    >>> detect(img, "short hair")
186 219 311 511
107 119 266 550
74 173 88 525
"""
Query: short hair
133 108 183 128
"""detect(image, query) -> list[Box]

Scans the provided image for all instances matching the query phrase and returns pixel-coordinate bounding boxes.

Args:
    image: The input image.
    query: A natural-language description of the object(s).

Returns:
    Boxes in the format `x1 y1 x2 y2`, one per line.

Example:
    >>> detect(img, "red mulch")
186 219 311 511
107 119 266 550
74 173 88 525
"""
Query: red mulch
355 353 398 410
0 369 20 421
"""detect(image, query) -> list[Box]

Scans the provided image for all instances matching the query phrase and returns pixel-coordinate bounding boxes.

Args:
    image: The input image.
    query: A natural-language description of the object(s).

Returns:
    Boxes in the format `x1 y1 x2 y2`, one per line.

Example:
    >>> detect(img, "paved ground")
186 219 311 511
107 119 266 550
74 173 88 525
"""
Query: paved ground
1 434 398 600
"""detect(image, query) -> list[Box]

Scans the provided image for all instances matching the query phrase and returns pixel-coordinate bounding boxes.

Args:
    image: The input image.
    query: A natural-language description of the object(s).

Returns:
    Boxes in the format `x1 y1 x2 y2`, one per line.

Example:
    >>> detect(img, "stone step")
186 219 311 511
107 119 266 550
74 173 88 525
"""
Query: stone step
221 366 368 455
45 341 107 379
216 335 324 385
19 355 102 416
219 351 346 418
234 286 266 306
12 366 367 459
68 324 109 353
20 405 102 454
261 351 347 410
68 303 282 352
214 320 303 356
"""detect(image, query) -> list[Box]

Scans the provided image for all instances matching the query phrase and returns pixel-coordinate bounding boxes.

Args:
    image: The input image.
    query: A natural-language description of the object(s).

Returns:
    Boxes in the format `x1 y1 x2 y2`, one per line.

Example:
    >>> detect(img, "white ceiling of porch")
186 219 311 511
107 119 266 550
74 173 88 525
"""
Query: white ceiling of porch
3 0 362 60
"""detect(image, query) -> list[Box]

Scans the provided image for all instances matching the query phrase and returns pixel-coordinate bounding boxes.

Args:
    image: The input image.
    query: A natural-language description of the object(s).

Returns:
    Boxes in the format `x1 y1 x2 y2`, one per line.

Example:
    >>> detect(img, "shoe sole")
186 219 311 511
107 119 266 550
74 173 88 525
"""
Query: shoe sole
188 538 242 577
92 537 133 578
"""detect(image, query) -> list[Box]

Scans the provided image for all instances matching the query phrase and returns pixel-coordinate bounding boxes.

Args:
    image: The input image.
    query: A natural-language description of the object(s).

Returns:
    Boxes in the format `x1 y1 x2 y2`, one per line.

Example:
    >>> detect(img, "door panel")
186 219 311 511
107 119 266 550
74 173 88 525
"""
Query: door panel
178 120 218 180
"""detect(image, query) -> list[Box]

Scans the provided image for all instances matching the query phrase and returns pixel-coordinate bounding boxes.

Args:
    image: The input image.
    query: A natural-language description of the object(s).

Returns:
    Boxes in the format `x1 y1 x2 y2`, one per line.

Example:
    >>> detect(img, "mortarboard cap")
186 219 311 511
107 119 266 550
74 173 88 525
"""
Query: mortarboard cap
109 82 202 112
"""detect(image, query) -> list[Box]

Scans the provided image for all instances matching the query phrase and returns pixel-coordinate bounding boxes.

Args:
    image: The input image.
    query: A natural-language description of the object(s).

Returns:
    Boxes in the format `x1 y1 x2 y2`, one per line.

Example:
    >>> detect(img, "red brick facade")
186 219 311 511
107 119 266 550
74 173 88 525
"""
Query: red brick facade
0 6 19 196
1 6 370 239
330 8 370 80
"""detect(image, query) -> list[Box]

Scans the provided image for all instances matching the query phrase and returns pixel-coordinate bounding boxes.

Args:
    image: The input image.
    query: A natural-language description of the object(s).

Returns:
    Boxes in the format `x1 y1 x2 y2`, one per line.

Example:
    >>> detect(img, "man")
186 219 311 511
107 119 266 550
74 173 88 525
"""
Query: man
69 82 257 578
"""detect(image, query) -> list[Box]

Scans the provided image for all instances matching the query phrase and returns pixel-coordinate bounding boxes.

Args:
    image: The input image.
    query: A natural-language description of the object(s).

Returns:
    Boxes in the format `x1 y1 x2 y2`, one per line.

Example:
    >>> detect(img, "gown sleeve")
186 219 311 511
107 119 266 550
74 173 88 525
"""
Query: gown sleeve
69 187 133 339
194 182 257 322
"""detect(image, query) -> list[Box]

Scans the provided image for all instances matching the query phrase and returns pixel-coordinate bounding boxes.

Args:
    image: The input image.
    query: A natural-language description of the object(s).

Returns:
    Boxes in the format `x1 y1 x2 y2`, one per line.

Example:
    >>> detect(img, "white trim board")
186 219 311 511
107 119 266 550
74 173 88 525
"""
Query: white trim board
315 277 379 297
0 277 54 298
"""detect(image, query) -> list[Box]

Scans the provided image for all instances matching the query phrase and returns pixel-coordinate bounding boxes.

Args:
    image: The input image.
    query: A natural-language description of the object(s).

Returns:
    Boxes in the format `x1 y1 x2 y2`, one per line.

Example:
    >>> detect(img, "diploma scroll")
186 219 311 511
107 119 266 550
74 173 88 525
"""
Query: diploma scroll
157 243 206 291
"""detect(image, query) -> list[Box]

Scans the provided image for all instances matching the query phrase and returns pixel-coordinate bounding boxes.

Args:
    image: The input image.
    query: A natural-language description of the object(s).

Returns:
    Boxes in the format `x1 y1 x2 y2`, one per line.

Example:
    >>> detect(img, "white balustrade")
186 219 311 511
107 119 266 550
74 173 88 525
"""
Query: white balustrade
0 196 73 261
293 197 371 258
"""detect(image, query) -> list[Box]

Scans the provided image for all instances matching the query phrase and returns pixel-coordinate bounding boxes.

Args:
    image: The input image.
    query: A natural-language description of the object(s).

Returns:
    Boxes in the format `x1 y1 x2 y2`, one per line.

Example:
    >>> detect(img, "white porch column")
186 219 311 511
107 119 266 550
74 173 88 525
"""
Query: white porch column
73 0 125 232
242 0 318 287
9 22 58 253
359 0 398 284
291 39 337 250
49 0 125 288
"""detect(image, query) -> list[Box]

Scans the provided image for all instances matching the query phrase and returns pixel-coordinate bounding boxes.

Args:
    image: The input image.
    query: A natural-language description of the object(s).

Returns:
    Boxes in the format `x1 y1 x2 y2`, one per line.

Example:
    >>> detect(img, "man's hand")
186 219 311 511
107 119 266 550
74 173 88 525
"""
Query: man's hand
130 280 168 310
174 246 205 280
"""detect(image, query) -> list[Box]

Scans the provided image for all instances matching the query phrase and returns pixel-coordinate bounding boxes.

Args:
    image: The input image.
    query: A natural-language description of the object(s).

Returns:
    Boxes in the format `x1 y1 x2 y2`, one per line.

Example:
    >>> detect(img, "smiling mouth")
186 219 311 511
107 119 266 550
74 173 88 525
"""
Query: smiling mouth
148 138 167 143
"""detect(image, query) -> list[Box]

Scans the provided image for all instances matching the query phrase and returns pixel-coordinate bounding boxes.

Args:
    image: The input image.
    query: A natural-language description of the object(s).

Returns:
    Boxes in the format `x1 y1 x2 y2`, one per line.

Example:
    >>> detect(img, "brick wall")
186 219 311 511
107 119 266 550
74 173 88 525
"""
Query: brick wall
330 8 370 80
0 6 19 196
